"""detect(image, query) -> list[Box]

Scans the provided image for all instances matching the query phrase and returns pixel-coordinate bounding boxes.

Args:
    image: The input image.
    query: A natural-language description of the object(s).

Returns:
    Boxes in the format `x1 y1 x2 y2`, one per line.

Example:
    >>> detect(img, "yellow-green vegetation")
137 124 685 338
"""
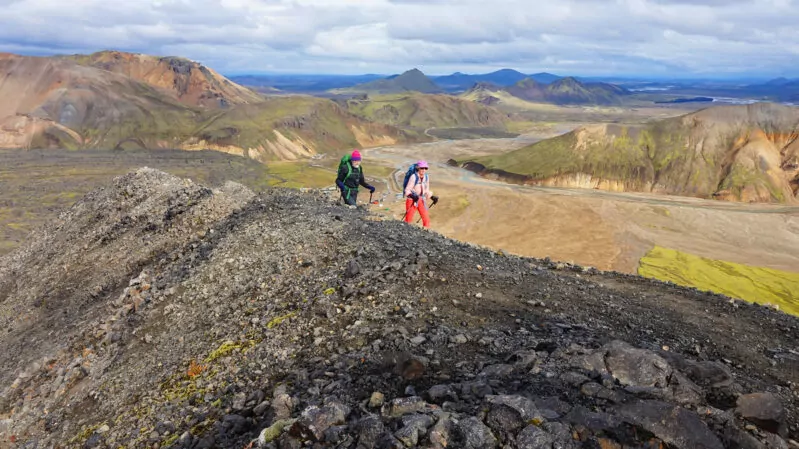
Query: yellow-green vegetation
638 246 799 316
195 96 319 150
362 163 398 180
161 377 208 402
267 312 297 329
257 419 297 444
438 195 471 216
204 339 258 363
719 164 785 202
264 161 334 189
341 93 508 131
469 132 583 179
162 433 180 447
67 423 105 446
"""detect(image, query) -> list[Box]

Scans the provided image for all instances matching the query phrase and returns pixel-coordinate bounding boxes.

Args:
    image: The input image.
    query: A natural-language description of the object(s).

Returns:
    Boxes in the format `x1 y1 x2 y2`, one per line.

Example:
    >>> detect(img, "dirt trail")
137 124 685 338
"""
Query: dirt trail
363 136 799 274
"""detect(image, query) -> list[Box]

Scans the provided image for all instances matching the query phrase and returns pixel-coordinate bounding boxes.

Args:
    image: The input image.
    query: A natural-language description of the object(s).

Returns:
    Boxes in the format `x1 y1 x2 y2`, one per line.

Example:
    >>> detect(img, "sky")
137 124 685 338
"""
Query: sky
0 0 797 78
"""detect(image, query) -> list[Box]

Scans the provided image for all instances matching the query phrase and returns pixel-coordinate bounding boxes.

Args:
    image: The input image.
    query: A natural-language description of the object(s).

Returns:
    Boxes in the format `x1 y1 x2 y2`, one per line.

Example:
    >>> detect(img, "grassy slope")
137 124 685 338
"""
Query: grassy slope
196 96 422 158
469 126 657 185
342 93 509 130
639 246 799 316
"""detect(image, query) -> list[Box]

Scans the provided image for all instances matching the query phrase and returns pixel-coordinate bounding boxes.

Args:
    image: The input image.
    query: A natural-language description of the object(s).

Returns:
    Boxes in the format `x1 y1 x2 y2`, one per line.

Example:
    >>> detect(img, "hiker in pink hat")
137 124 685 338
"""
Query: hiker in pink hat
403 160 438 228
336 149 375 206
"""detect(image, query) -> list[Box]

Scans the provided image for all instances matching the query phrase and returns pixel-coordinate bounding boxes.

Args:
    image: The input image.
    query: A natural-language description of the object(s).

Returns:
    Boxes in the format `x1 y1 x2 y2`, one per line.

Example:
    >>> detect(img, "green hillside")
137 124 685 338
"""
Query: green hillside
333 69 442 95
338 93 510 131
462 103 799 203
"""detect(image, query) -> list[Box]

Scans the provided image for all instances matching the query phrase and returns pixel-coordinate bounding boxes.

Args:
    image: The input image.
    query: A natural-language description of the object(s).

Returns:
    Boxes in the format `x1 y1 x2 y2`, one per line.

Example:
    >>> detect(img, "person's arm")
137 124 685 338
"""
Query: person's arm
359 169 374 191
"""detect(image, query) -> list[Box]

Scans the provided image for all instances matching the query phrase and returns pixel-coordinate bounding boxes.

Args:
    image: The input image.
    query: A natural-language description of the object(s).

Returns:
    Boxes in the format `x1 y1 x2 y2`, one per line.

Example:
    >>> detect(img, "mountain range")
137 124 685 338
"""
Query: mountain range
0 52 419 158
463 77 630 106
229 74 386 93
431 69 562 92
459 102 799 203
334 69 629 106
232 69 563 94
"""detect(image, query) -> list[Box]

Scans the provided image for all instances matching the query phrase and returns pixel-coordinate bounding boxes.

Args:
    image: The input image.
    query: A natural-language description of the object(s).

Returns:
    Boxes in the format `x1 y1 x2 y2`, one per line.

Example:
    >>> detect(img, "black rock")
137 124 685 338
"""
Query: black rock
346 259 361 278
564 406 622 432
355 416 385 448
485 403 525 441
382 396 427 417
454 416 498 449
721 425 766 449
736 393 788 436
617 400 724 449
425 385 458 404
289 400 350 441
516 425 555 449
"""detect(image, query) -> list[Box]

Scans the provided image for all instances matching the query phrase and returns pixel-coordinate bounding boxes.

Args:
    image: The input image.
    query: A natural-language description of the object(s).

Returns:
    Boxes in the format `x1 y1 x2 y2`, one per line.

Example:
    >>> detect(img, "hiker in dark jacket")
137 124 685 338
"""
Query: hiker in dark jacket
336 150 375 206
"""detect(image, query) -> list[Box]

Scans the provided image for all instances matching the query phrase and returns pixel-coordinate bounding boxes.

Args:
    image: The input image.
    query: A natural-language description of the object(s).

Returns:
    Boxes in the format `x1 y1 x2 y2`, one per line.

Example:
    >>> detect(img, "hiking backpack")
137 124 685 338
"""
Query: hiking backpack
338 154 361 184
402 163 426 192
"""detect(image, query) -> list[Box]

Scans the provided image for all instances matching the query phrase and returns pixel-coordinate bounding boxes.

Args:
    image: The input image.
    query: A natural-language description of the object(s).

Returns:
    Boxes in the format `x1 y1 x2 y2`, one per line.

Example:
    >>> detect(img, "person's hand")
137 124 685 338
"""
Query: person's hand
409 192 419 202
336 180 345 190
431 195 439 205
368 185 376 193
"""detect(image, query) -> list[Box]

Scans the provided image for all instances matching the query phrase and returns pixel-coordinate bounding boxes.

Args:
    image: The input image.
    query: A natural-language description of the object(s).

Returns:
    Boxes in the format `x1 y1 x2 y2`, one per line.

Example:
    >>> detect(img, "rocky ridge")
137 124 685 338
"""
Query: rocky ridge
0 168 797 449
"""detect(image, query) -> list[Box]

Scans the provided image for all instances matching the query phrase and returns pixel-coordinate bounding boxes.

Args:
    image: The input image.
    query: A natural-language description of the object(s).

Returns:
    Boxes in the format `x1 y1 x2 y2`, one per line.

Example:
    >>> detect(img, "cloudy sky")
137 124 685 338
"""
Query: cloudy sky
0 0 797 78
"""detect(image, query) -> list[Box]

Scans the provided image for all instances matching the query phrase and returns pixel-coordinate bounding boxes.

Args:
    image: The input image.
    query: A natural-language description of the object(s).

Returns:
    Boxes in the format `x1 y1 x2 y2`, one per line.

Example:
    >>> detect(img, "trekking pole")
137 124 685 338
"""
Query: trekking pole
417 197 439 223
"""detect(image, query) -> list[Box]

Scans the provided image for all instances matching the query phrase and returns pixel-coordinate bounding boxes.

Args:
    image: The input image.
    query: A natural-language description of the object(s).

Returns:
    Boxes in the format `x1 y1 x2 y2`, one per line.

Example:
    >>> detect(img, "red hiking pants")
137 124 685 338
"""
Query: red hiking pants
404 198 430 228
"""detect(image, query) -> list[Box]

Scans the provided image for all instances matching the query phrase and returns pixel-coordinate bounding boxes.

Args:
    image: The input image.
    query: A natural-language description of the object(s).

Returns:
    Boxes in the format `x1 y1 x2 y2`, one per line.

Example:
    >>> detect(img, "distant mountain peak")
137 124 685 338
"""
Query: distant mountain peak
515 78 542 87
493 68 525 74
467 81 502 92
338 68 441 94
553 76 580 85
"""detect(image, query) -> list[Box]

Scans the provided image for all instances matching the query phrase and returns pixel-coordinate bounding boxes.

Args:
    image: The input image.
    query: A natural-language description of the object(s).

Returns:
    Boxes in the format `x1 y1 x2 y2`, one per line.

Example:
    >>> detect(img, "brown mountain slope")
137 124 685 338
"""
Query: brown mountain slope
0 53 420 158
461 103 799 203
0 53 197 150
62 50 264 108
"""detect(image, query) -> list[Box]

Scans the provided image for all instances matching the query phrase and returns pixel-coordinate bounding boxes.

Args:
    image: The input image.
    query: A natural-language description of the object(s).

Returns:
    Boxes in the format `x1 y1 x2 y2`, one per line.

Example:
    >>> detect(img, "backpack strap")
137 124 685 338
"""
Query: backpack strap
343 163 362 199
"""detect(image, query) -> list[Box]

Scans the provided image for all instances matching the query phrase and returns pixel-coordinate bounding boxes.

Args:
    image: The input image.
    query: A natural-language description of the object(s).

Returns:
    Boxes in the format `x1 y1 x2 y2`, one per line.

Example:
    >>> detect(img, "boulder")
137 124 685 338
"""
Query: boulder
617 400 724 449
736 393 788 436
454 416 498 449
604 341 672 388
289 400 350 441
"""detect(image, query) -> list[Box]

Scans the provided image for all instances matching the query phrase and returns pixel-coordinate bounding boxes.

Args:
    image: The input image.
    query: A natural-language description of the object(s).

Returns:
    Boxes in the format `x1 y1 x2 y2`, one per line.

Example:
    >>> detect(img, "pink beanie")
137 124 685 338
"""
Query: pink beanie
351 150 362 161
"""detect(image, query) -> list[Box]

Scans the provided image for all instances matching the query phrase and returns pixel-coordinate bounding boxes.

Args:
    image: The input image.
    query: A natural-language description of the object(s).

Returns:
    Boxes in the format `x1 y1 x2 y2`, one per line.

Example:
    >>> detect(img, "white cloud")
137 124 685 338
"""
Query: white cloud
0 0 796 77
